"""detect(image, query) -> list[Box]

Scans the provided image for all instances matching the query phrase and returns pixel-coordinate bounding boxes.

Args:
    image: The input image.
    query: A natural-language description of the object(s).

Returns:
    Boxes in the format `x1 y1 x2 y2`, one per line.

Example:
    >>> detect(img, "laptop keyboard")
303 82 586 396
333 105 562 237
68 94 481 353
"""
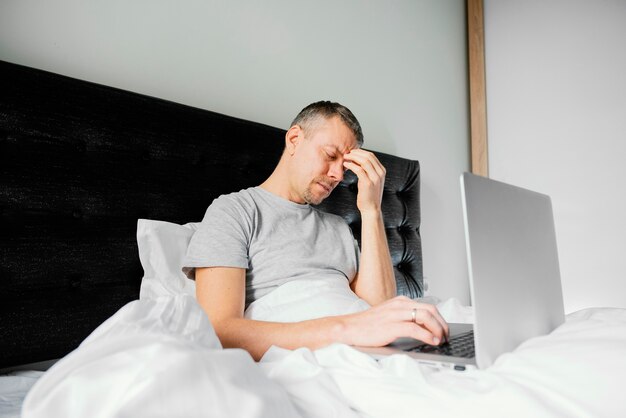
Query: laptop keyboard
407 330 475 358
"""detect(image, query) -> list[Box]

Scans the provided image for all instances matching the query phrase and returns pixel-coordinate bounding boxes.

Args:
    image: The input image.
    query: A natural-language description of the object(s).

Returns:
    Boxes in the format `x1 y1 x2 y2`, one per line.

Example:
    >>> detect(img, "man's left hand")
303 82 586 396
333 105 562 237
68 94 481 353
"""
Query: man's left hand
343 149 386 215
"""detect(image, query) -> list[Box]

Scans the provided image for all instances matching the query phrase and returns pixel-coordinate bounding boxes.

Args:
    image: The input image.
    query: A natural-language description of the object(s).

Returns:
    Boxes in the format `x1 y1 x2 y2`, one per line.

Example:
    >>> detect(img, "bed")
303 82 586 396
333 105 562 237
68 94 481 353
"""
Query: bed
1 60 625 418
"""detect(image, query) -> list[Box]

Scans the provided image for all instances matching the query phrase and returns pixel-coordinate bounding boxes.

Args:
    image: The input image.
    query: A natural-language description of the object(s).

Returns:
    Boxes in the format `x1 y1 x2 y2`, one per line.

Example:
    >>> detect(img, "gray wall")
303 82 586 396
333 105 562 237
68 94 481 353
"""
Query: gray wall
484 0 626 312
0 0 471 303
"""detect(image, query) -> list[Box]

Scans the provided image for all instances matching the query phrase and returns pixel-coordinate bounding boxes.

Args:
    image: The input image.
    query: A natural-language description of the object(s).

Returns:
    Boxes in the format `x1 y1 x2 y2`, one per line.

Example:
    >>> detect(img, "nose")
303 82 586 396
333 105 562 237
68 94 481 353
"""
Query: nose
328 160 344 183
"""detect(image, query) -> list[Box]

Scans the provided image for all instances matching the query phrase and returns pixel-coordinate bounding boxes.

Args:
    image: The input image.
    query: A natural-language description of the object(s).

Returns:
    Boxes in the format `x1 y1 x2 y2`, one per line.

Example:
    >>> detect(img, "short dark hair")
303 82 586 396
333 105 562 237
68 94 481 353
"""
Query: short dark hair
290 101 364 146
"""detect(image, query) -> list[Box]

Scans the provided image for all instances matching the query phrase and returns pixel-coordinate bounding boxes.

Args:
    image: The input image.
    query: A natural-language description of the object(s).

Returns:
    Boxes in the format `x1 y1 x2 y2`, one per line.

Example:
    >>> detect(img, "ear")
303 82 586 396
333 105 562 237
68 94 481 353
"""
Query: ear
285 125 302 156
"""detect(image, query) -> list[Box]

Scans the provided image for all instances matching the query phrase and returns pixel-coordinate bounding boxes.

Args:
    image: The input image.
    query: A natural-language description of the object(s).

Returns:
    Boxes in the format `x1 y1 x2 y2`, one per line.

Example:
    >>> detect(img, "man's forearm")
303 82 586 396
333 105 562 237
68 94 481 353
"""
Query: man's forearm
215 293 449 361
351 210 396 304
216 316 346 361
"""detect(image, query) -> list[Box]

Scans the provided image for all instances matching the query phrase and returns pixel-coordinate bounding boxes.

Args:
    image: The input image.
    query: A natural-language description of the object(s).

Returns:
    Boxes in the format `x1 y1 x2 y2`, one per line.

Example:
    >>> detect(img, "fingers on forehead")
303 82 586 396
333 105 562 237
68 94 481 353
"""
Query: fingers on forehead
343 161 365 172
345 149 375 162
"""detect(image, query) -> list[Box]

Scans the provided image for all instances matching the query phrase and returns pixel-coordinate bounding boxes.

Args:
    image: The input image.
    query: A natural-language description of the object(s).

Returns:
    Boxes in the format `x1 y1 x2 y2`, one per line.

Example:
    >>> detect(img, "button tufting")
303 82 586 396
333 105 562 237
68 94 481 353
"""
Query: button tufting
68 275 82 289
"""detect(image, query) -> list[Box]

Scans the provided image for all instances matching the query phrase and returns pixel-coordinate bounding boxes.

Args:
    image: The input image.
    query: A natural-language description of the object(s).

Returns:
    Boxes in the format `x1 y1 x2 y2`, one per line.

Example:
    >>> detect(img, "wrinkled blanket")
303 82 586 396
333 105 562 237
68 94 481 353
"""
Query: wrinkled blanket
21 294 626 418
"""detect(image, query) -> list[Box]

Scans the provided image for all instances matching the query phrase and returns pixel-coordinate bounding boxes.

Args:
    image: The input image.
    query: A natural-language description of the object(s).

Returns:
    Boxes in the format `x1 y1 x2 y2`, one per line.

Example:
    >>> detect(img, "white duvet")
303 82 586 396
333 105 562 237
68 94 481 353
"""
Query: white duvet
20 282 626 418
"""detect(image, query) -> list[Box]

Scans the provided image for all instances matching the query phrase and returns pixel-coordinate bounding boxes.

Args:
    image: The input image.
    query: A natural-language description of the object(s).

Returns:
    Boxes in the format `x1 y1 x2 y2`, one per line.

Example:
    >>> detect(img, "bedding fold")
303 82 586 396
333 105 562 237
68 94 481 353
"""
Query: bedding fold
21 295 301 418
19 291 626 418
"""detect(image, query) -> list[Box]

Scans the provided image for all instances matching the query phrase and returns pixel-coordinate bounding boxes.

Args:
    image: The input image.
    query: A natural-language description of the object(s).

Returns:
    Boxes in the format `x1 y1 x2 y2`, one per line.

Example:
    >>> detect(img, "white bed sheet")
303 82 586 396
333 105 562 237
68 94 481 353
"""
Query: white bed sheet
262 307 626 418
14 288 626 418
0 372 44 418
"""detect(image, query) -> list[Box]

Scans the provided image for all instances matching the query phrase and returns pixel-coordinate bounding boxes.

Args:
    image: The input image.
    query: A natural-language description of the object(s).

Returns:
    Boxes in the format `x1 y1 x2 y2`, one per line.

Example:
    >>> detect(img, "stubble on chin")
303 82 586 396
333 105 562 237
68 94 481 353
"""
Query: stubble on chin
303 177 333 205
303 187 323 205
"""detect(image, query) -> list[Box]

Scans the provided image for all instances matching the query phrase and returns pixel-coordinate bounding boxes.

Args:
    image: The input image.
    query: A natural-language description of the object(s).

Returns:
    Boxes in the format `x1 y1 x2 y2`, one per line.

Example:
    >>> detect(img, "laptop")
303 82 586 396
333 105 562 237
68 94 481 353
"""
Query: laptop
357 173 565 370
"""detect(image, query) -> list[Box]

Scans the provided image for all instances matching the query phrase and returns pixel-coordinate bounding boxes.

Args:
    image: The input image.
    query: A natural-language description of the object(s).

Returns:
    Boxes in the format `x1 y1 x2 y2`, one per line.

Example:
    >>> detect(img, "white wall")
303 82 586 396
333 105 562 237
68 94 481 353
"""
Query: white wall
484 0 626 313
0 0 470 303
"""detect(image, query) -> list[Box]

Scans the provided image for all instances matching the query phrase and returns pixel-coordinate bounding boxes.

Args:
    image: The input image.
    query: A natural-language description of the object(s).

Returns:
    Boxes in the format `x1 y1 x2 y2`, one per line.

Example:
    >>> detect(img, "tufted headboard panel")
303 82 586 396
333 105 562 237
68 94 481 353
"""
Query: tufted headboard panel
0 60 422 368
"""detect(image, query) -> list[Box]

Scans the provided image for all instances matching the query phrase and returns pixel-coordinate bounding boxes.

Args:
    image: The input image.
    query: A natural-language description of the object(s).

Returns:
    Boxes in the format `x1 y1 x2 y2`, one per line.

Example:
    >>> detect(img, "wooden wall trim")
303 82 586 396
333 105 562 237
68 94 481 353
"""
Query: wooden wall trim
467 0 489 177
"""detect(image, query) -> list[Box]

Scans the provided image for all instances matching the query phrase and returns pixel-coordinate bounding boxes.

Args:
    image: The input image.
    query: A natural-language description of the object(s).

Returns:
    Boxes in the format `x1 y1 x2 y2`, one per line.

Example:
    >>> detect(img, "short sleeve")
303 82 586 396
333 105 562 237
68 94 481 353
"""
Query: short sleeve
182 194 253 279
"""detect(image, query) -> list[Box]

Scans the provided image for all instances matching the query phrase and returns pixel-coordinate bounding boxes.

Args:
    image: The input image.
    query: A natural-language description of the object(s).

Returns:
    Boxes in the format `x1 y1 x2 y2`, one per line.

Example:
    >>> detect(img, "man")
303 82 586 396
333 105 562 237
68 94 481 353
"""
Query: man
183 101 448 361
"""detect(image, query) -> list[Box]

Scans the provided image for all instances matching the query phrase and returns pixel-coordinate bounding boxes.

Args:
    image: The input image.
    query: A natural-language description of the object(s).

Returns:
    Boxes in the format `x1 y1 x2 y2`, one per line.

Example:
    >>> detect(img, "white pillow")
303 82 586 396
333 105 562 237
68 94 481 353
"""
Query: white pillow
137 219 199 299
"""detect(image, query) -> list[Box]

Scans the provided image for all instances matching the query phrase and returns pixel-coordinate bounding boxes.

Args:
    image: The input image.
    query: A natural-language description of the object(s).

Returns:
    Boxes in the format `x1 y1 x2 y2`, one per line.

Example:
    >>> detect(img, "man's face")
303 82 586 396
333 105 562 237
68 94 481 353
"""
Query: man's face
288 116 358 205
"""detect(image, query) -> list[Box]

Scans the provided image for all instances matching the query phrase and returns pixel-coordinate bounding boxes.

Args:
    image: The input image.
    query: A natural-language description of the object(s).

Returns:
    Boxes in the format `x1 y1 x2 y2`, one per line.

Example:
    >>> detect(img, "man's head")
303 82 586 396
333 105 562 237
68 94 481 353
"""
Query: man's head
289 101 364 148
280 101 364 205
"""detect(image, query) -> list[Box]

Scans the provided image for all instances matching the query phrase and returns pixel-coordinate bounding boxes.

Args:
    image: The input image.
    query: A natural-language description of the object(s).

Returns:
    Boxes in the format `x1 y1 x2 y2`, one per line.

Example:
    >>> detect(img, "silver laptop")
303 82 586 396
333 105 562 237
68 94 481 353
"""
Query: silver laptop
357 173 565 370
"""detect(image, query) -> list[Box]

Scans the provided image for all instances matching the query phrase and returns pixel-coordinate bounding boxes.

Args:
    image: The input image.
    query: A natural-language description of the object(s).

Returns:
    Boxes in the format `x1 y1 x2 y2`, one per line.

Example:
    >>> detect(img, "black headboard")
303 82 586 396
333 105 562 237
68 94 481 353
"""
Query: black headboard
0 60 422 368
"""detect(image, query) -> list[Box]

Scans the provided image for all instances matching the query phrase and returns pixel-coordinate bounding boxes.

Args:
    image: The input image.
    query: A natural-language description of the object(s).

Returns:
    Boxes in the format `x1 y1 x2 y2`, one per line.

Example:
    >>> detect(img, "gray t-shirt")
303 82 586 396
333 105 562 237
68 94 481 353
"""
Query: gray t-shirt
183 187 360 308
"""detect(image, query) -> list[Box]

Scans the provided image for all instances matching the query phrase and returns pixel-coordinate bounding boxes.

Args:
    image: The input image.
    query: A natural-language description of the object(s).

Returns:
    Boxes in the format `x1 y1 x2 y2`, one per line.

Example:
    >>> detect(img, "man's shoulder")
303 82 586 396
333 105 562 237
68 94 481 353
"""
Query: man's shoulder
212 187 258 206
204 187 261 219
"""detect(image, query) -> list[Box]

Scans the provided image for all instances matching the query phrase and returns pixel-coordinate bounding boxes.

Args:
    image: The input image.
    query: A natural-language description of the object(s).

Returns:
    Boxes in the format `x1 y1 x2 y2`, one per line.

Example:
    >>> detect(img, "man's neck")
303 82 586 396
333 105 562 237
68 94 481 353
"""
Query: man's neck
259 163 305 204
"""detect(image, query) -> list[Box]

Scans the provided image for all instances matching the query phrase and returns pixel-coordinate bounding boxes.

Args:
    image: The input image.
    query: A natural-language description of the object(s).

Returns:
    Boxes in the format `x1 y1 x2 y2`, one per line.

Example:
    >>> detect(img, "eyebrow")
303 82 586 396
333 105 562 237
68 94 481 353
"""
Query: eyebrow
323 144 351 154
